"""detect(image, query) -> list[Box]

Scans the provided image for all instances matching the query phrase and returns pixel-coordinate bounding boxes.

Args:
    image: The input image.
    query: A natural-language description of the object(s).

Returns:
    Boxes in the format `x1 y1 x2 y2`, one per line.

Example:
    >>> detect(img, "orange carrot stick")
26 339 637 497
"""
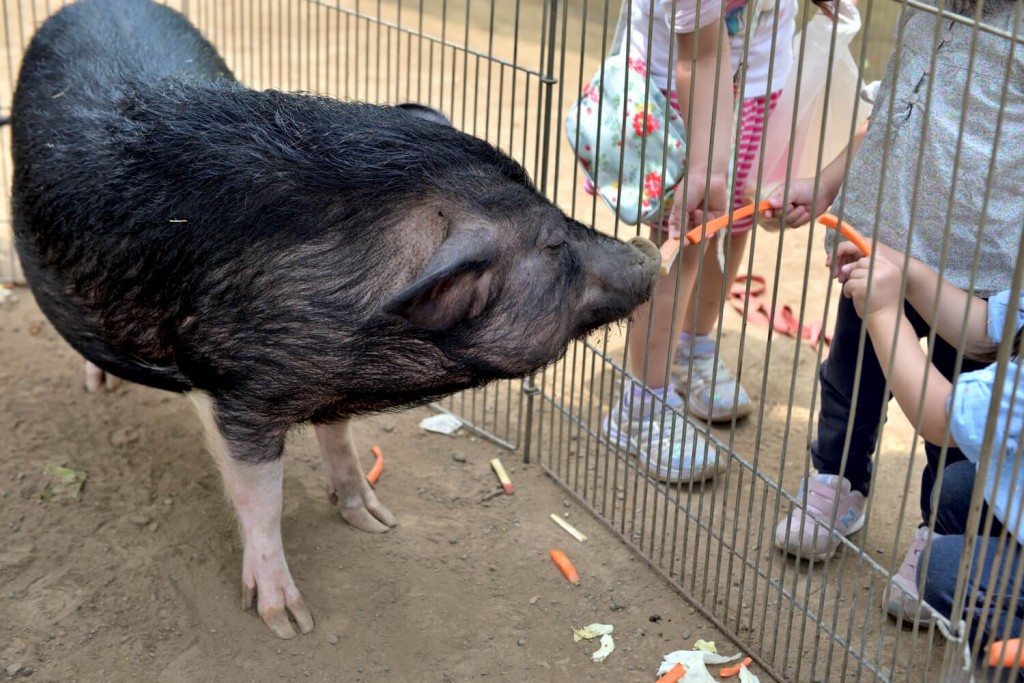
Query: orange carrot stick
655 663 687 683
366 445 384 485
817 213 872 256
720 657 753 678
988 639 1024 669
659 238 683 275
550 549 580 585
661 201 774 274
684 201 774 245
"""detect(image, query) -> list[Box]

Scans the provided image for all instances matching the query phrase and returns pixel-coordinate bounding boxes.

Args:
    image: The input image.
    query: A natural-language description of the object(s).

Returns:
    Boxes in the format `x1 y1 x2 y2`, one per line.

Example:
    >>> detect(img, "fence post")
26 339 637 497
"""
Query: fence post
522 0 562 465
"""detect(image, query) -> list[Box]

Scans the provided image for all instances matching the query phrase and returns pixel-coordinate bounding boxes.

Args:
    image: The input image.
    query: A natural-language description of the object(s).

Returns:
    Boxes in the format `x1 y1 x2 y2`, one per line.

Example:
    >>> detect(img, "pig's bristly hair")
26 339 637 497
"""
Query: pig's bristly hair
12 0 660 462
120 86 532 227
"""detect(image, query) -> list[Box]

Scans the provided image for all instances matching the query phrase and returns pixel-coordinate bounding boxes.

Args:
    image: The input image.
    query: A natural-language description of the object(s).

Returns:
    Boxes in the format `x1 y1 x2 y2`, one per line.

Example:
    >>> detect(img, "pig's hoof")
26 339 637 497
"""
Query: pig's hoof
340 500 397 534
84 361 121 392
242 582 315 640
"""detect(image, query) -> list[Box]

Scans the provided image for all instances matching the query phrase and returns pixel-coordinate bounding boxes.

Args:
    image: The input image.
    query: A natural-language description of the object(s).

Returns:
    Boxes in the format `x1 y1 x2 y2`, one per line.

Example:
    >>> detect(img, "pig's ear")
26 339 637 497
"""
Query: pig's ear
396 102 452 127
383 238 496 331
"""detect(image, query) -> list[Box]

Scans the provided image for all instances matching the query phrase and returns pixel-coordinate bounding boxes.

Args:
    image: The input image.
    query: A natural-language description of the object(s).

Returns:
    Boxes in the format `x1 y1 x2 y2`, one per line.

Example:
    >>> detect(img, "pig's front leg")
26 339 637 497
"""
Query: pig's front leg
84 360 121 392
314 420 397 533
188 392 314 639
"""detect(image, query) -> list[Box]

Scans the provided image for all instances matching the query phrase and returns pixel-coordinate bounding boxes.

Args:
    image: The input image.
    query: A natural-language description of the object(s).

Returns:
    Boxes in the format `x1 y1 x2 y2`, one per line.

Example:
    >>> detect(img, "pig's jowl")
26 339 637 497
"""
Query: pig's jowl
12 0 661 638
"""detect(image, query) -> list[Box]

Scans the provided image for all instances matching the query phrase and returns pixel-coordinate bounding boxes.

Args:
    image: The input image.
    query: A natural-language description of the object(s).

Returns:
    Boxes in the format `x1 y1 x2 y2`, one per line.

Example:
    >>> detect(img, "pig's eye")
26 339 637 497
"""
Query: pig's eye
544 239 566 253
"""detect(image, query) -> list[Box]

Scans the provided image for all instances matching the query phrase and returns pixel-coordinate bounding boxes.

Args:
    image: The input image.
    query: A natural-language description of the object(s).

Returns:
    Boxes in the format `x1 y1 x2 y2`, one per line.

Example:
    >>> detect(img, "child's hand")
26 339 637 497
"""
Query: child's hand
669 174 728 239
760 178 835 231
827 241 867 282
841 256 904 319
826 238 904 281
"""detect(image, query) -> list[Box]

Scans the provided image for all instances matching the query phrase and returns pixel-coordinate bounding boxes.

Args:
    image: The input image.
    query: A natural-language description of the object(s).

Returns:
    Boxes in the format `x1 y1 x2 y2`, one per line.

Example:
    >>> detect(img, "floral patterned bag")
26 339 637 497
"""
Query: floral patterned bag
565 50 687 226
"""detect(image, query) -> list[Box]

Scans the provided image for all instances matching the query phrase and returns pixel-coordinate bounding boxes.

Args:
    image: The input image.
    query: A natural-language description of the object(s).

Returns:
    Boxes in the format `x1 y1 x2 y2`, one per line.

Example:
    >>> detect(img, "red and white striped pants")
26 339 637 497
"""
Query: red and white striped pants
649 88 782 234
728 89 783 234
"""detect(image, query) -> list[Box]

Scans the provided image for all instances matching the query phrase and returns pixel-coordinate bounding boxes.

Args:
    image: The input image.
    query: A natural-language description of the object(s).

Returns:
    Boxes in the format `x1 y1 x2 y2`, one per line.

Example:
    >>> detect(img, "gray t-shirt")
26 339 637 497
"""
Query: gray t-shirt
830 0 1024 297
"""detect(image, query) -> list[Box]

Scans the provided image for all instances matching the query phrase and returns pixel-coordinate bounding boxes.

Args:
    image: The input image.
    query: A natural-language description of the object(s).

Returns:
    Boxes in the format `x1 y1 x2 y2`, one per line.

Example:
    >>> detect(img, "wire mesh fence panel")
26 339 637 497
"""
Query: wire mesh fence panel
187 0 555 450
4 0 1024 681
537 0 1024 680
0 0 45 284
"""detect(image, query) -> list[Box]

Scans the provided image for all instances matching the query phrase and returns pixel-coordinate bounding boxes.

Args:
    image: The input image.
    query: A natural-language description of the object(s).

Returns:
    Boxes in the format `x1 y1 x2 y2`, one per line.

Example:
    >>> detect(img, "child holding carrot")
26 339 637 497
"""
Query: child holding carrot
833 237 1024 665
764 0 1024 624
602 0 806 482
667 0 801 425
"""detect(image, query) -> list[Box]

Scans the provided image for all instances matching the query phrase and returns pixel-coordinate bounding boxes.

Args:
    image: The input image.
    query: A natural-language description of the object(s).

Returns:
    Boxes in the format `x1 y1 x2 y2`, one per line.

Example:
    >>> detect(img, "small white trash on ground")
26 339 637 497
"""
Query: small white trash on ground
418 413 463 435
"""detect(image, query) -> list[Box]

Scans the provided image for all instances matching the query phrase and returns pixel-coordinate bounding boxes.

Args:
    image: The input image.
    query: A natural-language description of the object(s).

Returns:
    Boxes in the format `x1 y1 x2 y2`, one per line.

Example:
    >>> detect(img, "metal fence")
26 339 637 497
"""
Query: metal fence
3 0 1023 681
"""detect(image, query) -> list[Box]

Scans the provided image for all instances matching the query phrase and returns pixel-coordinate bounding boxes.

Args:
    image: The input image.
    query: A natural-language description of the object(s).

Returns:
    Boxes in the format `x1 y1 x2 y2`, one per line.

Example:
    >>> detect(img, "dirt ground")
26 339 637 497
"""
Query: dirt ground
0 1 945 682
0 250 933 683
1 290 739 682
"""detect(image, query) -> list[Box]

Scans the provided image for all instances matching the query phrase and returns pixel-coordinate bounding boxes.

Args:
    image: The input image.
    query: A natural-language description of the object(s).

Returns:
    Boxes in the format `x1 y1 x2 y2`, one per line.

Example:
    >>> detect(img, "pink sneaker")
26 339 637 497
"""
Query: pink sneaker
774 475 867 561
883 526 940 625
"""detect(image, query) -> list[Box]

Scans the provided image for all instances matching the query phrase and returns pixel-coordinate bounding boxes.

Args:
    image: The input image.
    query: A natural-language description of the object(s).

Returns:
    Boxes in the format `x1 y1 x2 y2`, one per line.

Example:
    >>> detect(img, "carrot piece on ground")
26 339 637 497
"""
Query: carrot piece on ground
490 457 514 494
655 663 687 683
549 549 580 585
817 213 872 256
366 445 384 485
720 656 754 678
988 639 1024 669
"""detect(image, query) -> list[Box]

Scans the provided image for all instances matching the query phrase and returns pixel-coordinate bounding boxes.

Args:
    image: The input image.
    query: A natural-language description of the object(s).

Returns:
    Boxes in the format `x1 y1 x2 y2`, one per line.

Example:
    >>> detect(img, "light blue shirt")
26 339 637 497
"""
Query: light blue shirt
949 290 1024 545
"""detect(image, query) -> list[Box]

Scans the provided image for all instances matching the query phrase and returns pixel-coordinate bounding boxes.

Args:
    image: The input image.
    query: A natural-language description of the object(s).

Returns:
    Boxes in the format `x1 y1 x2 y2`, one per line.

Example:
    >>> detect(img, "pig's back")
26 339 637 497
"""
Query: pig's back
11 0 232 392
12 0 233 175
16 0 231 98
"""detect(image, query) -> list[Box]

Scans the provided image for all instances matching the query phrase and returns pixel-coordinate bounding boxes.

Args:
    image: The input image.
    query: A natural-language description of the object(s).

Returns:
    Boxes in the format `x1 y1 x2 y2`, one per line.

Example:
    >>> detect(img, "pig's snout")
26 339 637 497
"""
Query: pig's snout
628 236 662 296
575 233 661 335
628 235 661 262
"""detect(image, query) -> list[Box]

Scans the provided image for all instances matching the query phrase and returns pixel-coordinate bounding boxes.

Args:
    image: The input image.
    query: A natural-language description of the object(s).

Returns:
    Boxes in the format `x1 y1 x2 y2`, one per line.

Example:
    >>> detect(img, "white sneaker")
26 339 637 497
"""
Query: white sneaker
603 383 720 484
672 335 753 423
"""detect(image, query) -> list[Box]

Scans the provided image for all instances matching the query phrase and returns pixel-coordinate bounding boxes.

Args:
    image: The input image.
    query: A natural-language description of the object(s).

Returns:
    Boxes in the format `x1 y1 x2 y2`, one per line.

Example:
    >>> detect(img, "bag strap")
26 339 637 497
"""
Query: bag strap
609 0 629 58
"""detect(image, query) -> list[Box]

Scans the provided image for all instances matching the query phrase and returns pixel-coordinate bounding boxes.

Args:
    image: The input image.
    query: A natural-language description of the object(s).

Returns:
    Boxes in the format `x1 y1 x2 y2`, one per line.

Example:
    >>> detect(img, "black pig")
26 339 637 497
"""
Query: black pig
12 0 661 639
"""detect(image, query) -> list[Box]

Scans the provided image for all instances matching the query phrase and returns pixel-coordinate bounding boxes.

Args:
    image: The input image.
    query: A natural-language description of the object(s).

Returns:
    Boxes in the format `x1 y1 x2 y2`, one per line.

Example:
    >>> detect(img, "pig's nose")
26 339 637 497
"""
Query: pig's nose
628 236 660 264
626 236 661 298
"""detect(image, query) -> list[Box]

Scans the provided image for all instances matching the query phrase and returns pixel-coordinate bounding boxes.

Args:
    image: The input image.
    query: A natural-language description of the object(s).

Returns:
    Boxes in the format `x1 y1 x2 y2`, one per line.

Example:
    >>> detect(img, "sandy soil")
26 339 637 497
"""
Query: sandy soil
1 291 737 682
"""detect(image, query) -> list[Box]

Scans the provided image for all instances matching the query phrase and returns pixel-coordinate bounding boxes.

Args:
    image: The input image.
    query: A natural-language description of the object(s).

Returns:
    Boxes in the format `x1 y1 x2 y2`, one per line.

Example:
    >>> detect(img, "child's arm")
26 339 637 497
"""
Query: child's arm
669 21 733 237
761 118 869 228
833 240 991 358
840 256 957 445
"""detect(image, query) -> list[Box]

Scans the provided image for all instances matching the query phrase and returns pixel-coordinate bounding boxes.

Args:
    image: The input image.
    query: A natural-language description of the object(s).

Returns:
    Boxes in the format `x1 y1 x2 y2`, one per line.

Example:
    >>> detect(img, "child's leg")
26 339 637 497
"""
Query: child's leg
673 93 780 422
922 535 1024 653
629 224 701 388
609 223 718 484
930 459 1005 537
810 295 888 495
921 460 1021 651
775 294 887 561
883 460 979 625
681 91 781 337
683 231 751 335
932 460 982 536
919 333 988 523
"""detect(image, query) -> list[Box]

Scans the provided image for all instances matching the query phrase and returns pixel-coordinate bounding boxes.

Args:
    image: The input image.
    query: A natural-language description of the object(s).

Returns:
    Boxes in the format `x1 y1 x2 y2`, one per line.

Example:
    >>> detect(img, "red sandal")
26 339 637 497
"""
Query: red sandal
729 275 832 353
